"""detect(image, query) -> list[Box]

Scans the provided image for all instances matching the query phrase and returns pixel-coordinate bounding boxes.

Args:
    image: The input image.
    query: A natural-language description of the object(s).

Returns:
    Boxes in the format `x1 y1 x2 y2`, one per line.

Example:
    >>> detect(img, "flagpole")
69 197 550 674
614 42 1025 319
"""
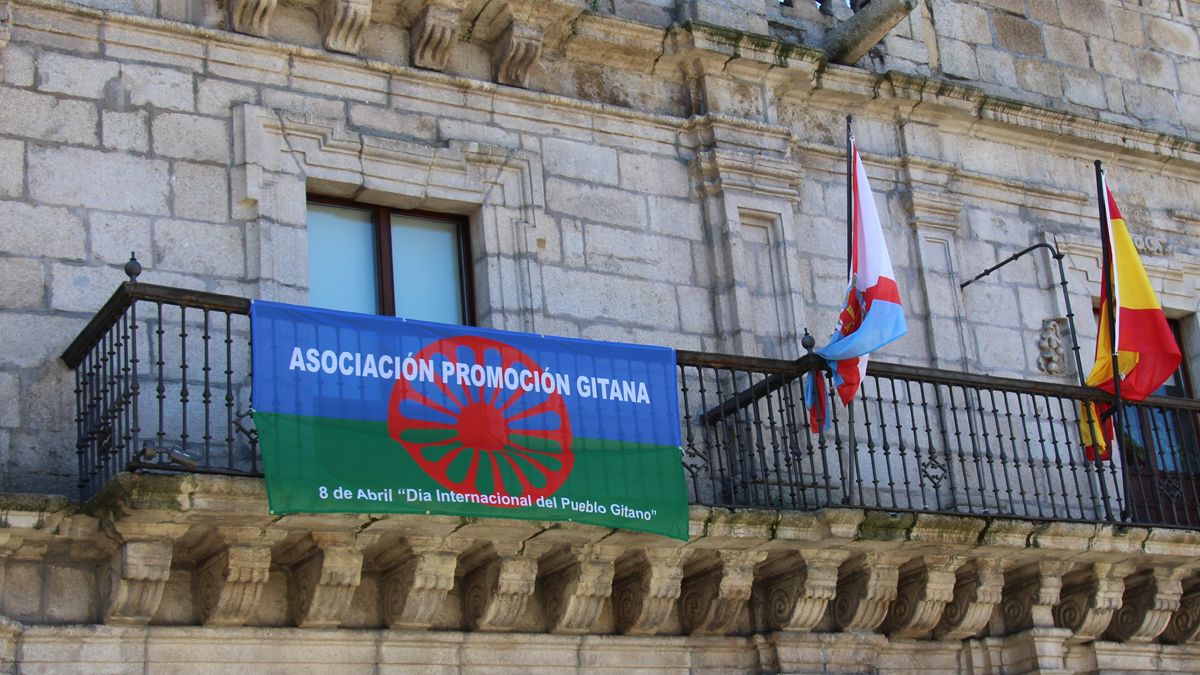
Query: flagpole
1093 160 1117 520
844 115 859 506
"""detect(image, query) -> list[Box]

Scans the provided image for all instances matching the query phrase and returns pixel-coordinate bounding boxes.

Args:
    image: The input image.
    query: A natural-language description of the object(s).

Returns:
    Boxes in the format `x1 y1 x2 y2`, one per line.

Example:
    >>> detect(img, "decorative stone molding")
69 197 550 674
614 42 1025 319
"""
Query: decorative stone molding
1106 567 1186 643
463 552 539 631
933 557 1003 640
1053 562 1134 642
493 20 542 88
228 0 276 38
284 535 366 628
1162 581 1200 644
410 3 460 71
832 552 903 633
680 550 767 635
381 539 462 629
613 549 686 635
759 549 849 632
193 544 274 626
322 0 371 54
881 555 963 639
540 544 619 634
1000 560 1075 634
101 538 178 624
1036 318 1066 375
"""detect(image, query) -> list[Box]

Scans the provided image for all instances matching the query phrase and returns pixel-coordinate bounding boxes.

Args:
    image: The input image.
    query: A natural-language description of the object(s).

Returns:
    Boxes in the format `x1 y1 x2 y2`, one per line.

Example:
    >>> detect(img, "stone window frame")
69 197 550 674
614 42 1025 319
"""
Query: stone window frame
231 104 546 333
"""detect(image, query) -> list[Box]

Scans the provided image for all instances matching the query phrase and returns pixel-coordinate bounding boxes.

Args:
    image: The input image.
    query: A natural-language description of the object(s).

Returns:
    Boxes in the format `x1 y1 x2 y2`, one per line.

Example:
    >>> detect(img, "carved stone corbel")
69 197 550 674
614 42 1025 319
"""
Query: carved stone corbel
933 557 1003 640
323 0 372 54
832 552 903 633
613 549 686 635
1052 562 1133 641
493 20 542 88
761 549 848 632
101 538 177 624
463 552 539 631
229 0 277 38
1159 578 1200 644
881 555 963 639
193 544 273 626
541 544 619 634
999 560 1074 634
410 3 460 71
286 535 365 628
1106 567 1185 642
680 550 767 635
381 539 461 630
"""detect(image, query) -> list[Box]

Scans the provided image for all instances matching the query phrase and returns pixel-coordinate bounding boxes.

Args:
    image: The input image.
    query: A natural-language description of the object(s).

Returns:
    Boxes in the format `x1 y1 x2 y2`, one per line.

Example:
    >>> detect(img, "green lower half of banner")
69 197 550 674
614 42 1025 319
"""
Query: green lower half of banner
256 412 689 540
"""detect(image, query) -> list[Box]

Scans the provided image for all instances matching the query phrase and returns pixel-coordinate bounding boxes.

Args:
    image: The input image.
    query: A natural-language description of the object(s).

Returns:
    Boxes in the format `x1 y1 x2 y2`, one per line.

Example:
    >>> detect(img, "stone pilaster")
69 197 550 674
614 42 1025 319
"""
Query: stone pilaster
284 534 366 628
381 538 463 630
933 557 1003 640
832 552 903 633
680 550 767 635
229 0 277 37
613 549 686 636
881 555 963 639
1106 567 1185 643
322 0 372 54
1052 562 1133 642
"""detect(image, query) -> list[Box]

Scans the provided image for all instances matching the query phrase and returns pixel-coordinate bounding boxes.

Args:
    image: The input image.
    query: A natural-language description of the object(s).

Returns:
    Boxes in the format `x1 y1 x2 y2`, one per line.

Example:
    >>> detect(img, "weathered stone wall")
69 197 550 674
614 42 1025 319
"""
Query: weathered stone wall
0 0 1197 501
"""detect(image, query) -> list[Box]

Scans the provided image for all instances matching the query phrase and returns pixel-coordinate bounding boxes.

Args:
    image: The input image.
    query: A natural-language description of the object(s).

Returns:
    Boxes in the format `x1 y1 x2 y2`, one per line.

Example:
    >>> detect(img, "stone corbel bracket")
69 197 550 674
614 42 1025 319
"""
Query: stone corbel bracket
229 0 277 38
933 557 1004 640
493 19 542 88
101 526 189 625
1162 576 1200 644
757 548 849 632
1106 567 1186 643
881 555 964 639
463 547 539 631
192 528 286 627
0 0 11 52
680 550 767 636
612 549 686 635
381 537 465 629
1052 562 1135 642
540 544 620 634
283 533 371 628
999 559 1075 634
832 552 903 633
477 0 585 89
323 0 372 54
410 2 463 71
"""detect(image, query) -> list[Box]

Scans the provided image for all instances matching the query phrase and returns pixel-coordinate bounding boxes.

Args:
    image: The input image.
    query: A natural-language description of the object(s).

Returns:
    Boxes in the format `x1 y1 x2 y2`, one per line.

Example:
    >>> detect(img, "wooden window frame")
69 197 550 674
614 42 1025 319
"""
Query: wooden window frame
306 194 477 324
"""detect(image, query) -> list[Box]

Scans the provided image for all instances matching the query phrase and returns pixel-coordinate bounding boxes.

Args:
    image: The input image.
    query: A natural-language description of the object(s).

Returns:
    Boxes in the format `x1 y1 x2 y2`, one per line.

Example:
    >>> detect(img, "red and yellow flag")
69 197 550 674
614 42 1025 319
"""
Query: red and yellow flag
1081 179 1181 459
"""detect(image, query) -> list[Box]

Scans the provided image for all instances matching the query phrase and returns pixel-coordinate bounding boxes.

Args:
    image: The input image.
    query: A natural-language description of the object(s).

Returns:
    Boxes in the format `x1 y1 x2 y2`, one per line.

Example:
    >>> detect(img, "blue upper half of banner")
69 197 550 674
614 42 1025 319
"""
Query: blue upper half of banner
251 301 681 447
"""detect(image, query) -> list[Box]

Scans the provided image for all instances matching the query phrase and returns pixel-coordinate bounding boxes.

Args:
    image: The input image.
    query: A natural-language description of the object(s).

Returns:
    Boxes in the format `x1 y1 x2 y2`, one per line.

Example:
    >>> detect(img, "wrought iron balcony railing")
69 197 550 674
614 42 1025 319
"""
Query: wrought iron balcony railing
62 281 1200 530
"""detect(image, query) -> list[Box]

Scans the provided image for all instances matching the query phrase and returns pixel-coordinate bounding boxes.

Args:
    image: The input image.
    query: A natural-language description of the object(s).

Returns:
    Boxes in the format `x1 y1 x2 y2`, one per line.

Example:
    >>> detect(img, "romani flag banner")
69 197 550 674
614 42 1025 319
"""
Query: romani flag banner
1080 178 1181 459
252 301 688 540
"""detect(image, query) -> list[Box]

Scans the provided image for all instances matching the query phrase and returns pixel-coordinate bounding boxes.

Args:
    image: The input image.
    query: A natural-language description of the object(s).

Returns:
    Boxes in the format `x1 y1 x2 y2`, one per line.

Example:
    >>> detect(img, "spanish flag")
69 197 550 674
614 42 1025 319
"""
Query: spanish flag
1080 176 1181 460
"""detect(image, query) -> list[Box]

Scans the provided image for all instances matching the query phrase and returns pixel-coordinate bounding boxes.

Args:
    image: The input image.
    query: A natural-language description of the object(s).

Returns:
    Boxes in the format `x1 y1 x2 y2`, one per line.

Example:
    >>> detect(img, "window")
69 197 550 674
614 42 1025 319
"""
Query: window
1124 319 1196 471
306 198 473 325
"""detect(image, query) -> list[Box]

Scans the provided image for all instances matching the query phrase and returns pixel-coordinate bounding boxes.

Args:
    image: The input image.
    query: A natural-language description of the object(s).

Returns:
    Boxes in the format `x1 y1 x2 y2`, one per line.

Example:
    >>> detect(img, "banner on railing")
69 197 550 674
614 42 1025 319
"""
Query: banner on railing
251 301 687 539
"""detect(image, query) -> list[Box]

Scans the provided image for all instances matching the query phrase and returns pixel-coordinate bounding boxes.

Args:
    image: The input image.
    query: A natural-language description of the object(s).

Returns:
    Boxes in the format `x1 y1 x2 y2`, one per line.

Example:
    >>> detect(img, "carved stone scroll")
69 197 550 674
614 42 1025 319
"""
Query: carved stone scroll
882 555 963 639
1161 580 1200 644
933 558 1003 640
832 552 902 633
680 550 766 636
761 549 848 632
193 544 273 626
1000 560 1074 634
323 0 371 54
287 541 364 628
463 553 538 631
382 541 460 630
493 20 542 88
613 550 686 636
410 3 460 71
101 539 176 624
541 545 618 634
229 0 277 38
1052 562 1133 642
1106 567 1185 643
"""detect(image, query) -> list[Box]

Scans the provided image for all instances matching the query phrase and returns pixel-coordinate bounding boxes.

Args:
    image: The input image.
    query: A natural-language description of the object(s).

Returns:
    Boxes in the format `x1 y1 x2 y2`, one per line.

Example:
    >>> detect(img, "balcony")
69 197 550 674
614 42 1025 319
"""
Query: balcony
62 280 1200 531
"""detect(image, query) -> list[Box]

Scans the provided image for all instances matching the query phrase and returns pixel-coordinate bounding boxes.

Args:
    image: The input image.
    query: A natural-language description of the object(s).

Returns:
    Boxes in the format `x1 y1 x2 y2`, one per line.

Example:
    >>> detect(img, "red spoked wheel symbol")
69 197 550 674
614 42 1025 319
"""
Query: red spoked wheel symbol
387 336 573 504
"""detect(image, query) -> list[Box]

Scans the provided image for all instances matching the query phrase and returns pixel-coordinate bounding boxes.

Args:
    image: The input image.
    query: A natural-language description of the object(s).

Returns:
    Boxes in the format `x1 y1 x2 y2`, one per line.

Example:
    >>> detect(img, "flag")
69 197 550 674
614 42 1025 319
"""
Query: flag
1080 176 1181 460
806 139 907 431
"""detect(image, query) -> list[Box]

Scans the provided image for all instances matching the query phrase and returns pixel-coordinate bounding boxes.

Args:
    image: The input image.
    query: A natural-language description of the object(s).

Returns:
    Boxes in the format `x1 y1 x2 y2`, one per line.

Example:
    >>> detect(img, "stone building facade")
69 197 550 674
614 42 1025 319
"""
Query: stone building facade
1 0 1200 672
